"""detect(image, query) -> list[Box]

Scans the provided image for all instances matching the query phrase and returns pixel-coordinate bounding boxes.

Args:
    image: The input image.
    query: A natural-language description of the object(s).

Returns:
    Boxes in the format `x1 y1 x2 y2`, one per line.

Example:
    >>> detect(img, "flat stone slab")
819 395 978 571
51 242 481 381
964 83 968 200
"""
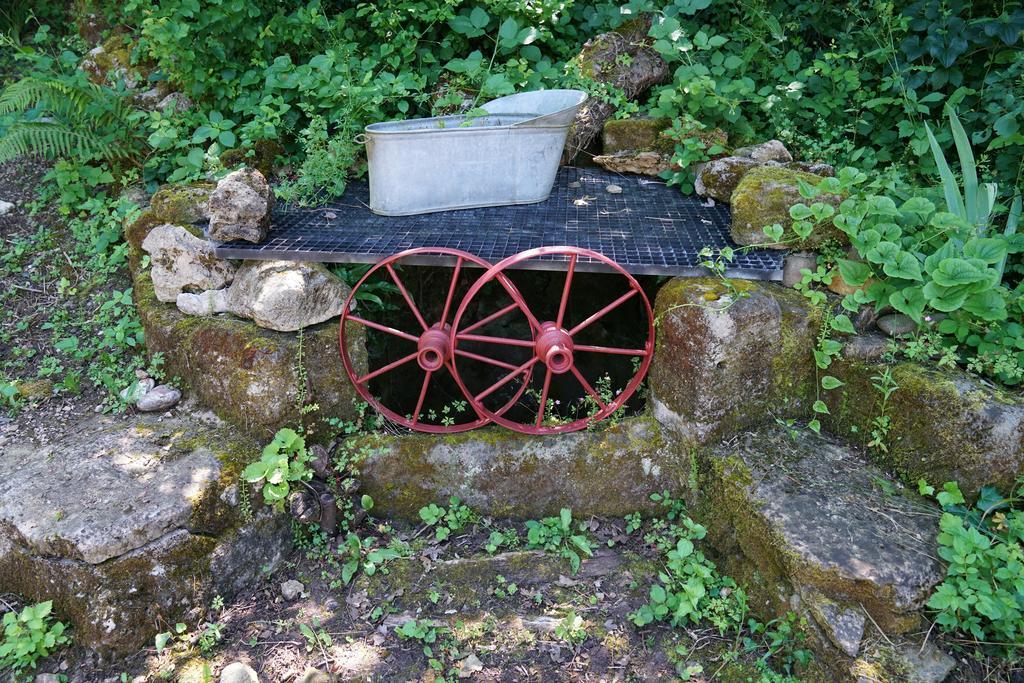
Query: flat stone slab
0 411 289 654
359 416 682 520
701 426 943 664
0 414 221 564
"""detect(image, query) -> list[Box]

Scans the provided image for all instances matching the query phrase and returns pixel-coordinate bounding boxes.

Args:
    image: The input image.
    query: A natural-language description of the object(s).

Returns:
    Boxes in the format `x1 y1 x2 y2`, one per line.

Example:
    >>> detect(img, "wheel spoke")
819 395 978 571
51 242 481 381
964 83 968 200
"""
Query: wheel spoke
556 254 577 328
439 256 464 327
347 315 420 343
476 357 538 402
535 367 553 427
571 366 607 411
569 288 639 336
494 276 542 332
456 333 535 348
411 370 432 426
356 350 419 385
574 343 649 357
386 263 429 332
454 348 520 371
459 302 520 335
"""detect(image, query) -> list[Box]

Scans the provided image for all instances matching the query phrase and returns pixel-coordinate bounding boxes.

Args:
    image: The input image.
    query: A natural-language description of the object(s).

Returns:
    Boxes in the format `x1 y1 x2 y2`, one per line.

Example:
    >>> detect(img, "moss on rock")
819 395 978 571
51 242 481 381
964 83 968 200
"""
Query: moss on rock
133 270 366 442
694 426 942 677
220 141 285 177
358 415 686 521
649 277 820 447
825 359 1024 498
730 165 846 250
601 117 673 154
149 181 216 224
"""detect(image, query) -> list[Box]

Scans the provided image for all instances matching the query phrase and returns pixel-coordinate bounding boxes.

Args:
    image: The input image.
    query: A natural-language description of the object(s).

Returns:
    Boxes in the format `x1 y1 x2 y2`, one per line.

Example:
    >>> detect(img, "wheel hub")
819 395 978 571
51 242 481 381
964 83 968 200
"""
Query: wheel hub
536 321 574 374
417 323 452 372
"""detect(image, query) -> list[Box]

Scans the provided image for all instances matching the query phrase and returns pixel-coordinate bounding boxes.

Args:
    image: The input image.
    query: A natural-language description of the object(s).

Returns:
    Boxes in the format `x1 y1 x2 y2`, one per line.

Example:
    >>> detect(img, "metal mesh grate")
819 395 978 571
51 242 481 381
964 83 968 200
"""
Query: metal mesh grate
213 167 784 280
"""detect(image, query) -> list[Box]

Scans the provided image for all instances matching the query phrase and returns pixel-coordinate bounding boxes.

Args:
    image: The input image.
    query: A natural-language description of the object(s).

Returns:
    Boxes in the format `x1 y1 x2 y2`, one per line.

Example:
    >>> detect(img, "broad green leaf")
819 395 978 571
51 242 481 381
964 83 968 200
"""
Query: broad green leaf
962 290 1007 321
831 314 856 334
837 258 871 286
882 252 923 281
889 286 925 322
812 400 830 414
930 258 991 287
963 237 1007 265
821 375 845 390
241 461 269 482
469 7 489 28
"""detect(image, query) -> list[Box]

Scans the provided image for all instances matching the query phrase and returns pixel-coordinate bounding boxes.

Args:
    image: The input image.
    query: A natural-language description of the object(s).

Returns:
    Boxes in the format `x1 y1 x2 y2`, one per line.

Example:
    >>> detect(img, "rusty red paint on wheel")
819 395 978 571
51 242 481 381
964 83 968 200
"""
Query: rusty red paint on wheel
449 246 654 435
339 247 533 433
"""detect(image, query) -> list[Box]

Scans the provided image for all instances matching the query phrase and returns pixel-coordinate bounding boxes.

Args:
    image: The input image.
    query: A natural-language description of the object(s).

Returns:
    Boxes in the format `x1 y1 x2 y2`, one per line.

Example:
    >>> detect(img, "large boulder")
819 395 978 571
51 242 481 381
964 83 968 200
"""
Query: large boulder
698 426 944 674
141 223 236 302
135 275 365 442
149 181 215 224
693 156 761 201
177 260 350 332
826 359 1024 499
0 411 290 655
601 116 672 154
207 168 274 243
733 139 792 163
648 277 820 446
358 416 683 520
730 165 845 249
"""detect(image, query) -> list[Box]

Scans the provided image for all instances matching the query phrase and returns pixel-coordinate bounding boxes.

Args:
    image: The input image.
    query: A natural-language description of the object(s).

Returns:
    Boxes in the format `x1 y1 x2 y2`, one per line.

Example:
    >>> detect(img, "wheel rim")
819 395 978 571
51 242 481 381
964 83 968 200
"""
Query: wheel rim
449 246 654 434
340 247 533 433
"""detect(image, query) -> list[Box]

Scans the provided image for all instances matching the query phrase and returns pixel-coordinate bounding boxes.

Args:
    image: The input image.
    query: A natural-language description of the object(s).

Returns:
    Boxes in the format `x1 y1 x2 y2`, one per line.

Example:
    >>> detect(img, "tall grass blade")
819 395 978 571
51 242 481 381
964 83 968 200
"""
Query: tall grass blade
948 109 978 227
925 121 966 220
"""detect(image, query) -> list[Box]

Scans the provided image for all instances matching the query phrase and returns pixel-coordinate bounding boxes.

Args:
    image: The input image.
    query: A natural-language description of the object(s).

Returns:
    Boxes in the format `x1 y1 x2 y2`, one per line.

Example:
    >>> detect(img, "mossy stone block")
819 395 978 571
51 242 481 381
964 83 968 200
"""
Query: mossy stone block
133 274 366 442
730 165 845 250
357 416 684 520
696 426 942 674
649 277 820 446
825 359 1024 499
601 117 672 154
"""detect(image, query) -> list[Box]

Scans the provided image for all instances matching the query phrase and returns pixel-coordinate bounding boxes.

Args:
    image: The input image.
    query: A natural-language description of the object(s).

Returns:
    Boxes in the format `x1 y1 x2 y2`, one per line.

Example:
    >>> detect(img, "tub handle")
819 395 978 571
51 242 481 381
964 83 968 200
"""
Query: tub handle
354 133 369 145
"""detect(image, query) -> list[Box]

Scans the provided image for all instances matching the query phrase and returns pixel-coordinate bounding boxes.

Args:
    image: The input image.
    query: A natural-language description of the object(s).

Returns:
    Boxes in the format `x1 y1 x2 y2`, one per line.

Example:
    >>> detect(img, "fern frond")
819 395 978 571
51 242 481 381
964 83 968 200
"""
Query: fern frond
0 121 127 164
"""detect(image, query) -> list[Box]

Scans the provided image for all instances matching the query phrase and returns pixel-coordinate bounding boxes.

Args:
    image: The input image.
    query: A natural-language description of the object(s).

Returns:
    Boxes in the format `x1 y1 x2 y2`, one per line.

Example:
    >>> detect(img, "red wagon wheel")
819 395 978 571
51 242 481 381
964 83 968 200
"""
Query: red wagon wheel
449 246 654 434
340 248 533 433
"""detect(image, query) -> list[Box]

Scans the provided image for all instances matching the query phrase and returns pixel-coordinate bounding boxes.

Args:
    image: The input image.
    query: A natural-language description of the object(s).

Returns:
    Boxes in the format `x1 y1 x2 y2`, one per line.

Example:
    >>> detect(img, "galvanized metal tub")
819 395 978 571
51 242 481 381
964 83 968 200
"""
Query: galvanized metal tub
362 89 587 216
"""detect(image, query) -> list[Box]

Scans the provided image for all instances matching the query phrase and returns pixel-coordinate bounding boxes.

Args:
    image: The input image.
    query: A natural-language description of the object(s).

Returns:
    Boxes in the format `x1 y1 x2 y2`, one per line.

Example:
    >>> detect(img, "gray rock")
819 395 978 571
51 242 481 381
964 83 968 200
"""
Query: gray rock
877 313 917 338
118 184 150 210
843 333 890 361
133 86 165 110
694 156 760 201
157 92 193 114
0 199 15 216
360 416 678 520
120 377 155 403
705 426 943 660
805 592 864 657
731 165 845 249
35 675 61 683
786 160 835 176
281 579 304 601
175 261 349 332
136 384 181 412
782 251 817 288
896 642 955 683
457 653 484 678
207 168 274 243
142 223 236 303
605 184 623 194
0 411 291 654
734 139 792 163
649 278 819 446
853 305 878 332
220 662 259 683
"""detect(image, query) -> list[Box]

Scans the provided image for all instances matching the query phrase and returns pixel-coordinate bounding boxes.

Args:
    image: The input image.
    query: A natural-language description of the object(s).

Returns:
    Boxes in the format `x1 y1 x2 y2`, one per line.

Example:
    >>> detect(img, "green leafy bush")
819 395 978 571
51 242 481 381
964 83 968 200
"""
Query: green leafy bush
418 495 477 542
920 479 1024 660
524 508 593 573
0 601 70 677
242 427 310 509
